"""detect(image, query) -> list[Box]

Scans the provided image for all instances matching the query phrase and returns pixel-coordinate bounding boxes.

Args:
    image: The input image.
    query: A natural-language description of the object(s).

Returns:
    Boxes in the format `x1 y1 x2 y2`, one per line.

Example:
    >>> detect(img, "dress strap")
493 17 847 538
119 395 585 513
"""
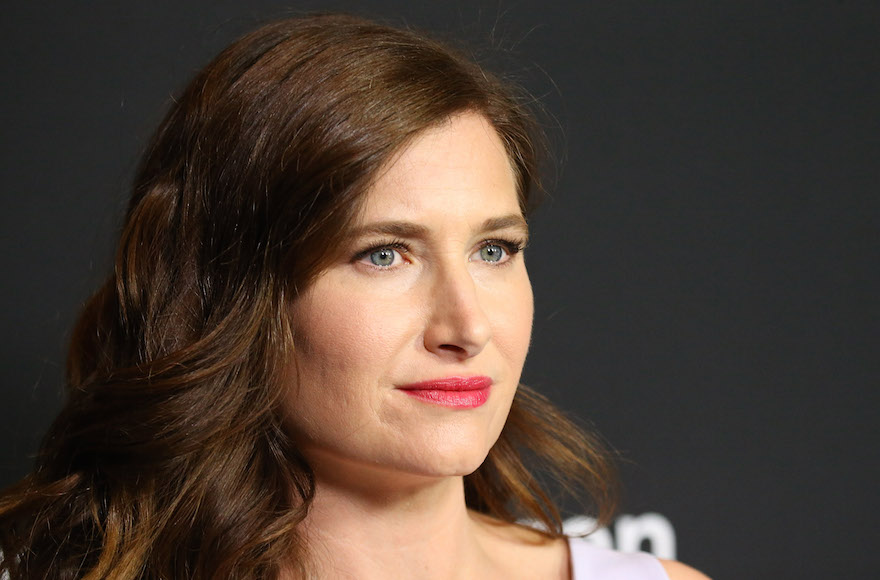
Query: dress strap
568 536 669 579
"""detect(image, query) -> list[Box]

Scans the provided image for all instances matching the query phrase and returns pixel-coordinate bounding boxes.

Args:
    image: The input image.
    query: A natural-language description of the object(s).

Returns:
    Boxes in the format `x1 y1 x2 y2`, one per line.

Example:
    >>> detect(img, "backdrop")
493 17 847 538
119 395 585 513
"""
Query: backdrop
2 2 877 578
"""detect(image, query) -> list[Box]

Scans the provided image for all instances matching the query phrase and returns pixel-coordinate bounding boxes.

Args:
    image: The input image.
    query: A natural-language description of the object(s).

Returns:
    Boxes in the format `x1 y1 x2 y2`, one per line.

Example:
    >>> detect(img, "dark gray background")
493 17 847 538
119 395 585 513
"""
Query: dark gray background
2 2 877 578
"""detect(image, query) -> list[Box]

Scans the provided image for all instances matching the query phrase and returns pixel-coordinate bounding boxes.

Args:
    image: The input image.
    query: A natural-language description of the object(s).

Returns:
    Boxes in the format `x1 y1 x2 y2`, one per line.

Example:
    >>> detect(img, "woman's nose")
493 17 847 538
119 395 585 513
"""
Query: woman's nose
423 264 492 360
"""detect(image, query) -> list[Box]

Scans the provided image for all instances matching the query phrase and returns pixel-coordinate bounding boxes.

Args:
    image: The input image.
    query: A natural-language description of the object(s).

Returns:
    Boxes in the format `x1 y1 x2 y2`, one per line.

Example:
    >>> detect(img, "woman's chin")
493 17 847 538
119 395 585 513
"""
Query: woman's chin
400 426 501 477
377 440 495 480
306 441 493 489
410 449 491 479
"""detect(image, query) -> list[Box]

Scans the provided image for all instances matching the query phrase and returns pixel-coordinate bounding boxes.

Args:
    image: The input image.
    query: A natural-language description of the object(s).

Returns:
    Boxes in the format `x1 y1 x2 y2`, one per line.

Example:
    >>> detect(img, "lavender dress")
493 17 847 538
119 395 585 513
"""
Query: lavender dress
568 537 669 579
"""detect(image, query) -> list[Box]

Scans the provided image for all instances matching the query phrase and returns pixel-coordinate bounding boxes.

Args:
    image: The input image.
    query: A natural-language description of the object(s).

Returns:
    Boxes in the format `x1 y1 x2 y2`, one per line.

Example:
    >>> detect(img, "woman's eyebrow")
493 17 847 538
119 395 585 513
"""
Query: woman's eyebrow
349 221 431 239
349 213 529 240
480 214 529 240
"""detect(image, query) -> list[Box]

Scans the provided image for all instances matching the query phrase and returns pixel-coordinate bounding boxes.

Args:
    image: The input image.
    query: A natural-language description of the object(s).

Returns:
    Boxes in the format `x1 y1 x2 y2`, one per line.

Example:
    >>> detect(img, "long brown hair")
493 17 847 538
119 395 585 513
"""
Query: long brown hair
0 14 616 579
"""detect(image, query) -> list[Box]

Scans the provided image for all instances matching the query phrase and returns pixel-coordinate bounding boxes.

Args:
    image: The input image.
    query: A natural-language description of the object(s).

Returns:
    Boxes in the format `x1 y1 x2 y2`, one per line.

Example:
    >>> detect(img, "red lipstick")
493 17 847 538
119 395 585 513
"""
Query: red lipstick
398 376 492 408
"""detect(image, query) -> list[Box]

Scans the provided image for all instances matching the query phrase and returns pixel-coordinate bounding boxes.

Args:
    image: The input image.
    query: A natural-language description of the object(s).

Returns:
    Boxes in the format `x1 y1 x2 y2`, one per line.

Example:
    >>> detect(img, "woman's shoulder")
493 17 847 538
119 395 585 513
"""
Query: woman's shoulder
469 514 711 580
568 536 711 580
659 558 712 580
470 513 570 578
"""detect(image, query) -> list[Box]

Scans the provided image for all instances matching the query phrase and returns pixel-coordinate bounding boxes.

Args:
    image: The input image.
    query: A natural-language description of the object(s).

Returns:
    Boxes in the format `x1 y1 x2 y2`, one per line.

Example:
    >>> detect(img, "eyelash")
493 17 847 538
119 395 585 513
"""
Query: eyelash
483 238 528 259
353 238 409 264
353 237 527 268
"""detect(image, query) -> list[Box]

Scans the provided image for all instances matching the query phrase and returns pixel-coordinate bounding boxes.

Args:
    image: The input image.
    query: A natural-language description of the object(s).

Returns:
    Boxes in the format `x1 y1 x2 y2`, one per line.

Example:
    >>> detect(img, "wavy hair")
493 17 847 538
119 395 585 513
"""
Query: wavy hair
0 14 616 579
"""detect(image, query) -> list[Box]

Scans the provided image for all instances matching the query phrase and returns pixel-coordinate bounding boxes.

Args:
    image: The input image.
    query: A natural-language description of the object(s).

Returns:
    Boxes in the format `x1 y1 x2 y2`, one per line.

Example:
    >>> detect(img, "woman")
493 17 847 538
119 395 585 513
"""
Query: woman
0 14 708 579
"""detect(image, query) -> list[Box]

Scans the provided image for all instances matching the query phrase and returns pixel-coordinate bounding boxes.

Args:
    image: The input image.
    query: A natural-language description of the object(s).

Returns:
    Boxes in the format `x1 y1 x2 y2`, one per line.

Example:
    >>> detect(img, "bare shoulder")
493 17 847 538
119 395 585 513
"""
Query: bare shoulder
469 511 569 579
660 559 712 580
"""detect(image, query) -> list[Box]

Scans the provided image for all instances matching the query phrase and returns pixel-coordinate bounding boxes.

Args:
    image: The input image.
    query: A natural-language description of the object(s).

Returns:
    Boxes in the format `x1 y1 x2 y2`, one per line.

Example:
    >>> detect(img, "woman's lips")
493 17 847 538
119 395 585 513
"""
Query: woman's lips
397 376 492 408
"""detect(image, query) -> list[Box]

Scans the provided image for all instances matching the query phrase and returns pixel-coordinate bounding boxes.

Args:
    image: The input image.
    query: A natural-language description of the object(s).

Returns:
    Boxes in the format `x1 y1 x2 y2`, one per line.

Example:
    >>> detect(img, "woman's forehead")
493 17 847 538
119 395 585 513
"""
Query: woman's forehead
355 113 522 226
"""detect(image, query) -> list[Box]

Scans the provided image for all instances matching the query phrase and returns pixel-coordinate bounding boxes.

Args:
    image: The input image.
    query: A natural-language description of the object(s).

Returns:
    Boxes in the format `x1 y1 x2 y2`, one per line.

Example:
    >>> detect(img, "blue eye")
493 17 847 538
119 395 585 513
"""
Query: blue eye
354 240 409 269
369 248 397 267
479 244 506 262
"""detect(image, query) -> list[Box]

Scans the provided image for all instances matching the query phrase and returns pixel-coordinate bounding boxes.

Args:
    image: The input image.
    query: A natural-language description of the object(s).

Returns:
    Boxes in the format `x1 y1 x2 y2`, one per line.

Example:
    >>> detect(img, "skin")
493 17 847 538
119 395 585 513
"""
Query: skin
284 112 533 489
282 112 710 579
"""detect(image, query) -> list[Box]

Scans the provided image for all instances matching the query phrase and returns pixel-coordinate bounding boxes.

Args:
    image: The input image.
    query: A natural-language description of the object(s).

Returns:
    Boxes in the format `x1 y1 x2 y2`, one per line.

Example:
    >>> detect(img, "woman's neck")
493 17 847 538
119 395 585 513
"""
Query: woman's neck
300 466 487 580
287 454 569 580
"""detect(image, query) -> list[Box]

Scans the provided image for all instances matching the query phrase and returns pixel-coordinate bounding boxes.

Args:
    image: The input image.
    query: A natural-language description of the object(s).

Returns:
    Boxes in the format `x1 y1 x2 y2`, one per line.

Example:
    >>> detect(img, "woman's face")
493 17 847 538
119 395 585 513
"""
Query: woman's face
285 113 533 484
